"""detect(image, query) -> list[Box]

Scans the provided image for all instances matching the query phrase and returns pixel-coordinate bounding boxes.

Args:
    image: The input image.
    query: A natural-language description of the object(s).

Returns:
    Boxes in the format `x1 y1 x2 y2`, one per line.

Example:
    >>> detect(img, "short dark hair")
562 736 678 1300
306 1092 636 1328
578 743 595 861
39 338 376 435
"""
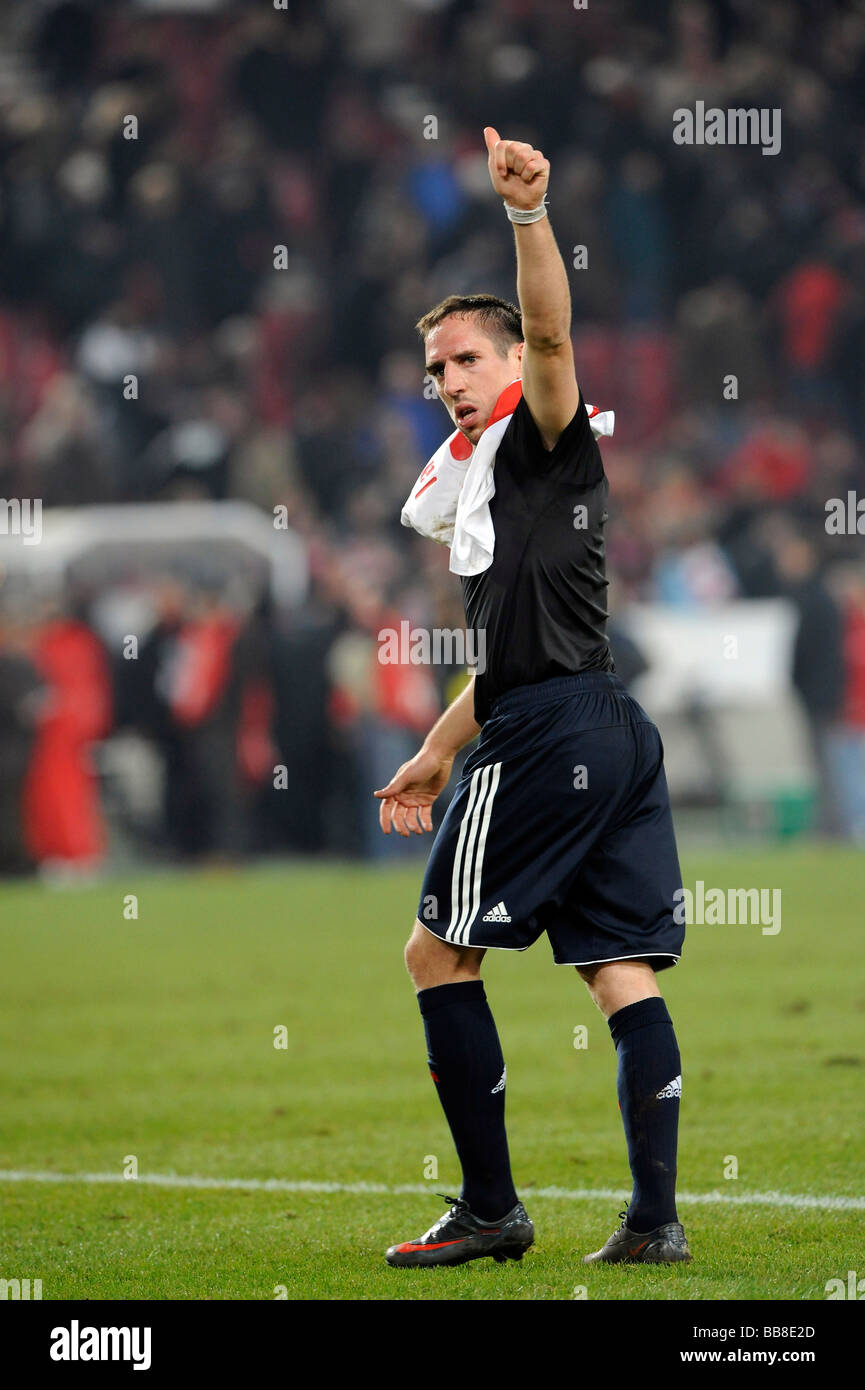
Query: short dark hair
415 293 523 358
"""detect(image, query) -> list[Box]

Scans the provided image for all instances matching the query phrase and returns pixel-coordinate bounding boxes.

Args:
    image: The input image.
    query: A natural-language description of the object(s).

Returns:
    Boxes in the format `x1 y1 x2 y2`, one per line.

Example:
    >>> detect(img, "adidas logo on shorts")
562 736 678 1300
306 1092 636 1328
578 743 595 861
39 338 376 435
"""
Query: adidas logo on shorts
482 900 512 923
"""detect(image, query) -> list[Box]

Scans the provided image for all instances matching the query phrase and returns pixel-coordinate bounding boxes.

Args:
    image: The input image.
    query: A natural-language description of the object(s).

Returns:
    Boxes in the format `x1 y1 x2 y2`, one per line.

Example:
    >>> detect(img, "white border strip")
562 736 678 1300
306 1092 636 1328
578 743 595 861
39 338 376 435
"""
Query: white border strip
0 1170 861 1211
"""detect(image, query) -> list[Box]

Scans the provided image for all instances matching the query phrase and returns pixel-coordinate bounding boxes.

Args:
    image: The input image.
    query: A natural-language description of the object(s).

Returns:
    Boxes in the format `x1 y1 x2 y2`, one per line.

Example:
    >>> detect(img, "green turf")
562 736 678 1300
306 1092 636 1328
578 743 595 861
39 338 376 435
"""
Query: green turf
1 847 863 1300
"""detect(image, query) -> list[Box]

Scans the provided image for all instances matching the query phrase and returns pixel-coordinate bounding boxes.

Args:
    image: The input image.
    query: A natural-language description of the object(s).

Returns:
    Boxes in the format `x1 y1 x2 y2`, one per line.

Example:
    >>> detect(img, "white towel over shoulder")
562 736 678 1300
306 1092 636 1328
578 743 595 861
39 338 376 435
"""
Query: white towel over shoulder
401 380 614 577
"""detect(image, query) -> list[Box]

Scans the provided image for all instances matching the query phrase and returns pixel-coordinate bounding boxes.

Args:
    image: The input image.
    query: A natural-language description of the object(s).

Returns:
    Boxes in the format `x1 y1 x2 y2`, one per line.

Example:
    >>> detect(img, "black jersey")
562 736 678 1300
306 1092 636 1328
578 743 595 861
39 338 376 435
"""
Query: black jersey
462 394 614 724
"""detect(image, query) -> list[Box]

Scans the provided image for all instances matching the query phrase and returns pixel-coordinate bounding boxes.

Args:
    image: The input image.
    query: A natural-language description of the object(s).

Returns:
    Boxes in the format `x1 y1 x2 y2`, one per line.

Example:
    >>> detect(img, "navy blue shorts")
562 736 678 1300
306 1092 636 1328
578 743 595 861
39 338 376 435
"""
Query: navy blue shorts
417 672 684 970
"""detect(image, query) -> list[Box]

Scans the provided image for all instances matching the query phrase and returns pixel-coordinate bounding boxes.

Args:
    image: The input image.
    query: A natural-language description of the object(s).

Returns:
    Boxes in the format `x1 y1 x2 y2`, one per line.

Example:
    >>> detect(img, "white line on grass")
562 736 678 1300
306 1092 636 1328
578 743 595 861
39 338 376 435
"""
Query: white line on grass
0 1170 862 1211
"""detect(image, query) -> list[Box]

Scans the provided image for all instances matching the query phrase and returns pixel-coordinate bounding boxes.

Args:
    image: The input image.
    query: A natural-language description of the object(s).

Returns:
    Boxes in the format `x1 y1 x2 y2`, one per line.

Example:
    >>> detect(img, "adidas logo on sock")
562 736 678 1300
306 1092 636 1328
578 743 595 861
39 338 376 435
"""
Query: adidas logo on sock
656 1074 682 1100
482 900 512 922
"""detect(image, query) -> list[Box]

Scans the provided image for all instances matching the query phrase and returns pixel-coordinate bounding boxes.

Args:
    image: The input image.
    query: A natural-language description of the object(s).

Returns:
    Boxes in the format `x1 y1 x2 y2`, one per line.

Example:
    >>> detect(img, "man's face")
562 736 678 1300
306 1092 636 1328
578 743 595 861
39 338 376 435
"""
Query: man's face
424 315 523 447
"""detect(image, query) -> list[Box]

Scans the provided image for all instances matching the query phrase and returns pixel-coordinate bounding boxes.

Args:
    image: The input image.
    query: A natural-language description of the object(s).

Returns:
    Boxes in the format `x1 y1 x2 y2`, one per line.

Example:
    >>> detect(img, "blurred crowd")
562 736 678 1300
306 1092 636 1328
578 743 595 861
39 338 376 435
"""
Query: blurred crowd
2 0 865 872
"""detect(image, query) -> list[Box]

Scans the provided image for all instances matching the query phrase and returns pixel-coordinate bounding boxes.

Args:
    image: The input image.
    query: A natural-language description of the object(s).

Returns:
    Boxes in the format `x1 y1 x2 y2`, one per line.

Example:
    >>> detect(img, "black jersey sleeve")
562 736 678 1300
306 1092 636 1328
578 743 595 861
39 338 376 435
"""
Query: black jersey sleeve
508 394 603 482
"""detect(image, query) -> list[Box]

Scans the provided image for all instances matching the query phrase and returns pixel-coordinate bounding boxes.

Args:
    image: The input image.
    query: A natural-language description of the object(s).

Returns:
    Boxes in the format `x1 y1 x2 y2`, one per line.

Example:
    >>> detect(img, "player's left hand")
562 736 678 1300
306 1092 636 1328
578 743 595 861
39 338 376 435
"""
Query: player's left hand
373 747 454 837
483 126 549 211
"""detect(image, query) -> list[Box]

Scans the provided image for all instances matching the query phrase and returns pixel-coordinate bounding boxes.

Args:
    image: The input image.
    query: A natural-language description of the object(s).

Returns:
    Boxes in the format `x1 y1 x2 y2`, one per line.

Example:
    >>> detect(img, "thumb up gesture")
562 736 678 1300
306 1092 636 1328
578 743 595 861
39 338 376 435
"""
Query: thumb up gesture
483 126 549 212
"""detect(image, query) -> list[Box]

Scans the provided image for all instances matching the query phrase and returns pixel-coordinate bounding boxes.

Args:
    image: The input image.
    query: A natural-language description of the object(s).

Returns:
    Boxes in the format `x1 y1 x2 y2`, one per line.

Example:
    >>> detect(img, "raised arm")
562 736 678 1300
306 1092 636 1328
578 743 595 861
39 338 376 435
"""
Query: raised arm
484 126 580 451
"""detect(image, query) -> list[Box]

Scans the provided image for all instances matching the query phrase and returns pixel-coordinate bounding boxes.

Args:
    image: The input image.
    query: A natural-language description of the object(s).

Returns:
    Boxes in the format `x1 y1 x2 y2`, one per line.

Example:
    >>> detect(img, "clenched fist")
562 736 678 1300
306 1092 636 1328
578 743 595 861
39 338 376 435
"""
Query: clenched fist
484 126 549 211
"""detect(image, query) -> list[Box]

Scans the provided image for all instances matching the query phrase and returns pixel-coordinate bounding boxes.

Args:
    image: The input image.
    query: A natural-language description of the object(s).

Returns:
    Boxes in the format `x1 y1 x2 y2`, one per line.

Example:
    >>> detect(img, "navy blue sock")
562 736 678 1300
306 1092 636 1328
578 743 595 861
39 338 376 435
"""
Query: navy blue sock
417 980 518 1223
608 996 681 1233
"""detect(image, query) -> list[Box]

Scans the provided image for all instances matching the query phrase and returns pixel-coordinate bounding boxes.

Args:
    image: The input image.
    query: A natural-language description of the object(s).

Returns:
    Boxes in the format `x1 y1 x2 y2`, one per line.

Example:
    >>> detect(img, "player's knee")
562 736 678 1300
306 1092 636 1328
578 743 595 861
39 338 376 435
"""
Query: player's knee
405 919 483 989
577 958 660 1017
404 920 431 980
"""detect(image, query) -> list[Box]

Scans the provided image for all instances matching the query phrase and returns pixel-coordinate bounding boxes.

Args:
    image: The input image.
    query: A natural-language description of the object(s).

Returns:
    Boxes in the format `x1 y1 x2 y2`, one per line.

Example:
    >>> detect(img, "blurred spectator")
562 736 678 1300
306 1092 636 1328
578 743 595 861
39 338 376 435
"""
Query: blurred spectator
825 564 865 842
0 614 45 874
767 524 845 836
165 581 272 860
22 602 113 874
326 567 440 861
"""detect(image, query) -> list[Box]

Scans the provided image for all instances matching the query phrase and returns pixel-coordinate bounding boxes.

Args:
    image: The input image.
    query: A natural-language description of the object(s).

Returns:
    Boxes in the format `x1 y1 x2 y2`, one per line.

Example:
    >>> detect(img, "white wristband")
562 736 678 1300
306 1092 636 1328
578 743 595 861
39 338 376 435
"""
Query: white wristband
505 196 548 224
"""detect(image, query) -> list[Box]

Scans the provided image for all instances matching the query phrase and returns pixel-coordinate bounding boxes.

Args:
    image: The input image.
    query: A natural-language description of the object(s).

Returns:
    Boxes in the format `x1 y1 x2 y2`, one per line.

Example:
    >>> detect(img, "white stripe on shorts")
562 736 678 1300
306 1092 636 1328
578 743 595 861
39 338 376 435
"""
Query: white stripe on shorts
447 761 502 946
458 760 501 946
446 765 485 942
447 764 490 943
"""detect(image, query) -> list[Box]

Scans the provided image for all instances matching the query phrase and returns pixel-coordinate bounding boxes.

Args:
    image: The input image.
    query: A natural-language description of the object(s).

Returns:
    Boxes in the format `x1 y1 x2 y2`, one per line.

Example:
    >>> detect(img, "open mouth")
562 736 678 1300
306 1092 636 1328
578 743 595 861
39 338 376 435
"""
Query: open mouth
456 405 479 428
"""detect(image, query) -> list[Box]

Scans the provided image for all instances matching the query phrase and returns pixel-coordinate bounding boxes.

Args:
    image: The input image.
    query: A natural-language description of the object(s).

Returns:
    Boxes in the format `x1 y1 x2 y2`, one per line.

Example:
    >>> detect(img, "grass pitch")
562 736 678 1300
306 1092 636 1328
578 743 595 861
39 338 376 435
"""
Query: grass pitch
1 846 863 1300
